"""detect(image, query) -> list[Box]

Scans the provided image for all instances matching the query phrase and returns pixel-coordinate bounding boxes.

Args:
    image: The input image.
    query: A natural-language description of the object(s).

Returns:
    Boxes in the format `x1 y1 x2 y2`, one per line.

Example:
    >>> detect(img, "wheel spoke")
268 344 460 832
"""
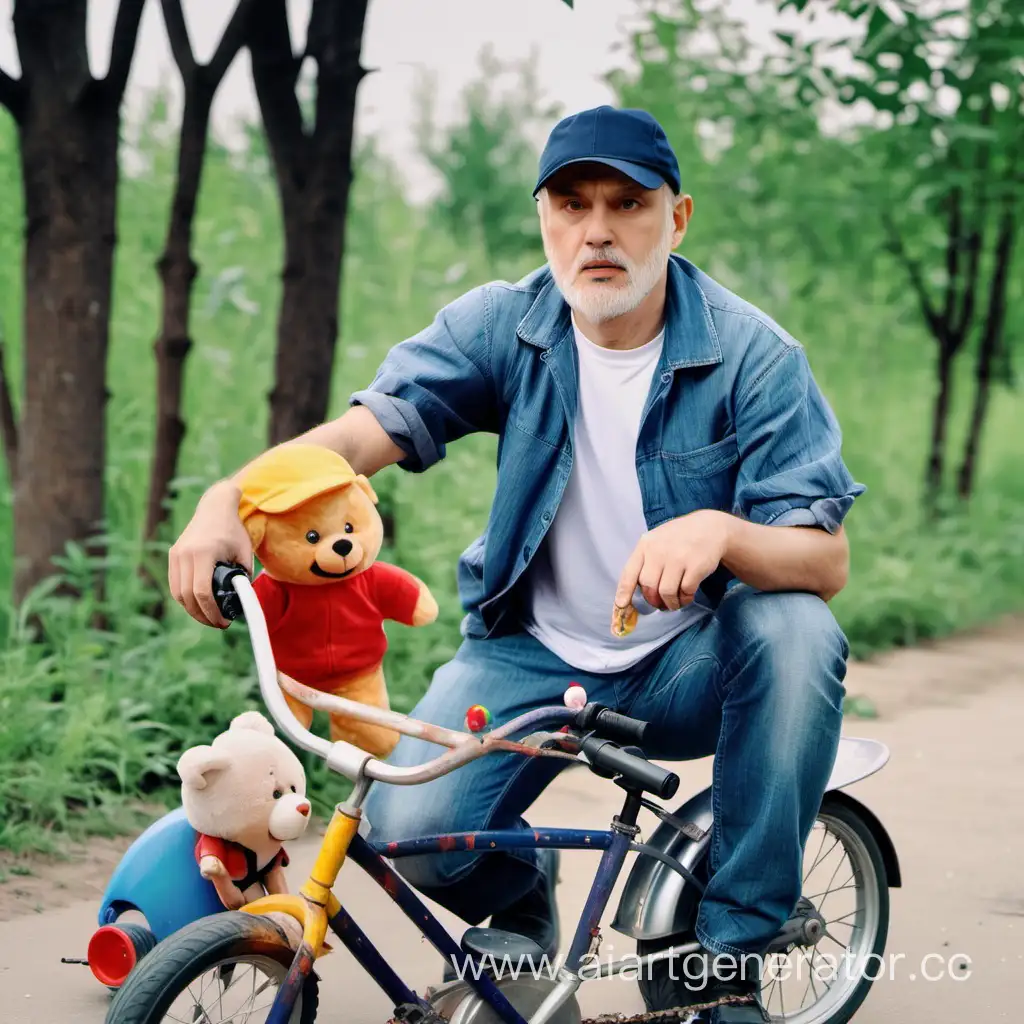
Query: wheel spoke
821 931 850 953
827 908 860 926
805 832 841 882
799 946 817 1008
805 880 859 902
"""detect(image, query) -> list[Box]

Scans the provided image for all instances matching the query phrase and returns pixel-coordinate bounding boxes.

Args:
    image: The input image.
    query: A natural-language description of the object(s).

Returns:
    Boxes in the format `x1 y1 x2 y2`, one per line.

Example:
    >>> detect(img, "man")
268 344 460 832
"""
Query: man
170 106 864 1022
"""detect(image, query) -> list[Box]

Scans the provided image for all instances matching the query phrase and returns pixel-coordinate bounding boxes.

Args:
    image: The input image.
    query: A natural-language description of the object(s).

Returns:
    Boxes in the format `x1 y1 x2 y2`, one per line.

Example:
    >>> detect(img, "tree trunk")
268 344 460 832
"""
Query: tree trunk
142 0 253 567
143 86 212 547
957 208 1016 500
925 341 954 512
248 0 369 447
13 87 120 605
0 339 18 485
268 198 348 444
5 0 145 609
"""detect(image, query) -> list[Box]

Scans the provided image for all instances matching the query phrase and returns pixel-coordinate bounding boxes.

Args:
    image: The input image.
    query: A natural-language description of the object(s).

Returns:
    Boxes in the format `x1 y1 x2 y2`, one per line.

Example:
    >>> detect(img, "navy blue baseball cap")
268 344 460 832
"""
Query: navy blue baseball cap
533 106 681 197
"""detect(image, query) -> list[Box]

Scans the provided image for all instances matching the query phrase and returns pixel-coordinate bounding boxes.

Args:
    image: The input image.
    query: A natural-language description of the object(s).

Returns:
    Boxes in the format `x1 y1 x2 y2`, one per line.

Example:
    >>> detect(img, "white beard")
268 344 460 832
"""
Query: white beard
545 218 675 324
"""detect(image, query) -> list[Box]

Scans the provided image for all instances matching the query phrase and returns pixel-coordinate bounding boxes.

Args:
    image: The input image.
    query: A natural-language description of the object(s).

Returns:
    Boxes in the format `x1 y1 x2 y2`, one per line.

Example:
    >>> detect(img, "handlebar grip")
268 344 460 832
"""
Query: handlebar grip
574 703 649 747
580 736 679 800
593 708 648 746
212 561 249 621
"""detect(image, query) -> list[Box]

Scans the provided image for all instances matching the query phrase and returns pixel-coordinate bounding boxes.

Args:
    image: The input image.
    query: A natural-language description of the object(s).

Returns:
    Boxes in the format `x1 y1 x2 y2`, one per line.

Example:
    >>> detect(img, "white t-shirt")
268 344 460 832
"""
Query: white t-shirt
521 316 709 672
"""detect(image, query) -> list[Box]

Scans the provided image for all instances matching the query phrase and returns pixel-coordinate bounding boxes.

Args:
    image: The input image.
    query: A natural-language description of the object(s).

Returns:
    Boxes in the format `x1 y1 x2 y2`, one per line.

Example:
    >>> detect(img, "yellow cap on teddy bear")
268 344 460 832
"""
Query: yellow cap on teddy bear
237 444 359 521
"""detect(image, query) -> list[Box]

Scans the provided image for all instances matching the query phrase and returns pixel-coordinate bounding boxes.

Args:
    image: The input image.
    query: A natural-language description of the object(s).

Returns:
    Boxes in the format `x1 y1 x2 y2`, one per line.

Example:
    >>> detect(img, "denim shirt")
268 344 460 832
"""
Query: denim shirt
350 255 865 640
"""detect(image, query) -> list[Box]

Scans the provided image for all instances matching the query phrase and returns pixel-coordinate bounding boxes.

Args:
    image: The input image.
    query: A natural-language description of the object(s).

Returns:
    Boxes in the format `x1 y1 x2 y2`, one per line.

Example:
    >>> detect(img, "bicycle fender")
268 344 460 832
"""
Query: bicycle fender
610 786 712 942
610 769 903 943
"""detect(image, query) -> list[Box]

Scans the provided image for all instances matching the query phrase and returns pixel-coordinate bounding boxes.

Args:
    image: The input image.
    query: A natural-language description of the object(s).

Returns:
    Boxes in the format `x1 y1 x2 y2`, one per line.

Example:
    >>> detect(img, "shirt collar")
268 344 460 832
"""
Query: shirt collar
516 254 723 370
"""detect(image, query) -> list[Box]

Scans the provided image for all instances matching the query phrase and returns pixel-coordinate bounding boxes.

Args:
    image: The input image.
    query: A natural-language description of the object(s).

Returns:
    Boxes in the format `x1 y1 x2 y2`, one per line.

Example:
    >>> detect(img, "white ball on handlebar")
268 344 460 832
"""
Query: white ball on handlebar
564 684 587 709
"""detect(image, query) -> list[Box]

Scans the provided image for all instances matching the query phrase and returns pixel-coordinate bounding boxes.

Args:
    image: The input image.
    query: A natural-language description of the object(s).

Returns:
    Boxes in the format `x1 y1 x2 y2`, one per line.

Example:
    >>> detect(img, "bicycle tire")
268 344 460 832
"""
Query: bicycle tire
105 911 319 1024
637 793 890 1024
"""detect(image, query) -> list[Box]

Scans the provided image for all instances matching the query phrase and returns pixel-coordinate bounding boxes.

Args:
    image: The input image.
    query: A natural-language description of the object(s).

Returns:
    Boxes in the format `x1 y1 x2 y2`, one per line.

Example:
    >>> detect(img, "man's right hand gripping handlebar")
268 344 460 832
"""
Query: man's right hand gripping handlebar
168 480 253 629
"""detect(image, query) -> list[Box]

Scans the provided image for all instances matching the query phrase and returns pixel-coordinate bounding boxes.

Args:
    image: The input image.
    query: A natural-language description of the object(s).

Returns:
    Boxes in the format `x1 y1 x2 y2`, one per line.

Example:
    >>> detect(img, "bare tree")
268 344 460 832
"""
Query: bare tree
247 0 370 446
143 0 255 560
0 0 146 606
957 192 1018 499
882 148 989 513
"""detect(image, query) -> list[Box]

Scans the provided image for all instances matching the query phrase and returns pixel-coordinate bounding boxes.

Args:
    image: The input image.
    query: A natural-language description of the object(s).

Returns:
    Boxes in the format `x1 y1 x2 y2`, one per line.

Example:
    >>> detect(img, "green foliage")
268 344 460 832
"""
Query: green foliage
414 46 561 267
0 3 1021 851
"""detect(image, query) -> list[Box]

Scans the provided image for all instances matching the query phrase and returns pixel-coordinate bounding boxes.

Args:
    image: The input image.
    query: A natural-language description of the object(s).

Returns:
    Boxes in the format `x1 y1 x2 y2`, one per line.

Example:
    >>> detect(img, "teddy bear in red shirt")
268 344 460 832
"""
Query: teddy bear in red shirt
237 444 438 758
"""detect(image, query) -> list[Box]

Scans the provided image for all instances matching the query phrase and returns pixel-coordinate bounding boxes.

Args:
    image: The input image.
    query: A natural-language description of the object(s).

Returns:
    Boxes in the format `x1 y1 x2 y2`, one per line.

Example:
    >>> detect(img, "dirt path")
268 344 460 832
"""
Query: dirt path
0 614 1022 1022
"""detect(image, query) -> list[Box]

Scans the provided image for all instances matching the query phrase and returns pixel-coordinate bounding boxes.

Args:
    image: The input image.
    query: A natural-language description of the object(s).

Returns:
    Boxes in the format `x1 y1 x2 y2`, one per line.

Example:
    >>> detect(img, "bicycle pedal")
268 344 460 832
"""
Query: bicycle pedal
391 1002 447 1024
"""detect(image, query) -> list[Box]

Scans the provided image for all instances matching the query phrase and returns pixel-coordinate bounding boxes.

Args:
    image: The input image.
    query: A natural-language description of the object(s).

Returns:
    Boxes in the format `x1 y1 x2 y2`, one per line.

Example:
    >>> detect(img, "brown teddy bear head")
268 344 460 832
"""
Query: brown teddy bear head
237 444 384 587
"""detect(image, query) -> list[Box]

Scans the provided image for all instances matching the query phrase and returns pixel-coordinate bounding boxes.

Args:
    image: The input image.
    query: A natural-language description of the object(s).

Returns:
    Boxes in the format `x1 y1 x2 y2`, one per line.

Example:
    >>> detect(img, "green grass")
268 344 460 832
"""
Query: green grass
0 101 1021 853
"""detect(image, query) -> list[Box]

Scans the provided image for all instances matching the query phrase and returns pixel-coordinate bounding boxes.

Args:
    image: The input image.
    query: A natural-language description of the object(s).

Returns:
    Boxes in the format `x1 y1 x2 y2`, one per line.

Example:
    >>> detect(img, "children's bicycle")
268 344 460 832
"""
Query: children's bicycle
103 564 899 1024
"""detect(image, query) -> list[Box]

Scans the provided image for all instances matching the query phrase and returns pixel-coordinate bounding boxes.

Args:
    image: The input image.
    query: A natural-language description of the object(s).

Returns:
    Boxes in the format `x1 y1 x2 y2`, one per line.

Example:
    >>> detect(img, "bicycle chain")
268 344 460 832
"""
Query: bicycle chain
389 992 766 1024
579 991 767 1024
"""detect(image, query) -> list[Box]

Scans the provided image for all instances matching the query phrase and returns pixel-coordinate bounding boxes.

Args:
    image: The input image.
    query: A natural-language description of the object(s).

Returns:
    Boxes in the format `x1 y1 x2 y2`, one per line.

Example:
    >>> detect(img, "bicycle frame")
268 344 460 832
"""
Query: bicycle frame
217 568 682 1024
244 786 640 1024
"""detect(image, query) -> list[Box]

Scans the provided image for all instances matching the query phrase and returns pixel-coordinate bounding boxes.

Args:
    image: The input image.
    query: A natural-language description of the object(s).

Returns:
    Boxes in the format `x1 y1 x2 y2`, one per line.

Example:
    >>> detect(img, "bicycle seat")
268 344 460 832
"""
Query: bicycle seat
460 926 546 963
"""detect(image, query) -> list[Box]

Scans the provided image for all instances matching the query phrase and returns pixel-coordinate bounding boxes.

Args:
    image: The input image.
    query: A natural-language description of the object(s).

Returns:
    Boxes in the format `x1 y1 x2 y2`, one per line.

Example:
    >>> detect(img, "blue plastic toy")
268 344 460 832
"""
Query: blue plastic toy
86 806 225 988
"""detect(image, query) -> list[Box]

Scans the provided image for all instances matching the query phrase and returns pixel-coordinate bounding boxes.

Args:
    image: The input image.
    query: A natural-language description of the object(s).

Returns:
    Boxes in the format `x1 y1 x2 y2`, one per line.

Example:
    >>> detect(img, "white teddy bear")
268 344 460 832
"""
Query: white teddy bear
176 710 311 912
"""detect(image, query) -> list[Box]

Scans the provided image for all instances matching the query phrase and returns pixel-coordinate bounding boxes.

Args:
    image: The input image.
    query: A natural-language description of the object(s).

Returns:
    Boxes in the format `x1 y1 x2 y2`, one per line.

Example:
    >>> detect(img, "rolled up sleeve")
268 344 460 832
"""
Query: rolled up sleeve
349 286 499 473
732 343 865 533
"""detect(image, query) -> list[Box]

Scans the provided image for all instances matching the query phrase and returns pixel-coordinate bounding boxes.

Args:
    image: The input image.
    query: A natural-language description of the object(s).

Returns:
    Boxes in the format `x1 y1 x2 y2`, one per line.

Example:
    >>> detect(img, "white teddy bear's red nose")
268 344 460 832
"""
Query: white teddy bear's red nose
296 802 310 817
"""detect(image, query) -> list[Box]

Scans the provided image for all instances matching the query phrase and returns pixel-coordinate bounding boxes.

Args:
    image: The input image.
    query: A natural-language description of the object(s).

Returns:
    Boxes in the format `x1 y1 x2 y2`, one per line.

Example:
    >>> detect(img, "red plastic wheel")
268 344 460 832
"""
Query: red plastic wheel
87 923 155 988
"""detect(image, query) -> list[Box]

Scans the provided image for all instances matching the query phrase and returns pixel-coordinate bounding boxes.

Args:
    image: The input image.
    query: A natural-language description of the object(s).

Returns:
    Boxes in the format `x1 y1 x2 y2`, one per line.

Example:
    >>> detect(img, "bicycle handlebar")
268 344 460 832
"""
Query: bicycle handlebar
212 563 680 799
575 704 648 746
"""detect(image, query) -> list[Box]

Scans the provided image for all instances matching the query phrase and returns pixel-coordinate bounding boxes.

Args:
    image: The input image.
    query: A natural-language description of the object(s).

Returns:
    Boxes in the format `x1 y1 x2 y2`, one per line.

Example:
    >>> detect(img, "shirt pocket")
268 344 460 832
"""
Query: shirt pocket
651 432 741 515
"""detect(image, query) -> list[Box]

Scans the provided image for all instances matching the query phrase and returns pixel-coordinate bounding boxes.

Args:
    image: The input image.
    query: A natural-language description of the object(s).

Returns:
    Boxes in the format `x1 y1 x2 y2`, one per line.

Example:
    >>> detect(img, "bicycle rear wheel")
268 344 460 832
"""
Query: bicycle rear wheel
638 793 890 1024
105 911 319 1024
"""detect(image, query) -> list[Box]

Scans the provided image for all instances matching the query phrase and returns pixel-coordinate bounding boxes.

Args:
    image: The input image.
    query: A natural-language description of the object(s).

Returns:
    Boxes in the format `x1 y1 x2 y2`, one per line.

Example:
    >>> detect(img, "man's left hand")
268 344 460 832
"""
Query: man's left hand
612 510 733 627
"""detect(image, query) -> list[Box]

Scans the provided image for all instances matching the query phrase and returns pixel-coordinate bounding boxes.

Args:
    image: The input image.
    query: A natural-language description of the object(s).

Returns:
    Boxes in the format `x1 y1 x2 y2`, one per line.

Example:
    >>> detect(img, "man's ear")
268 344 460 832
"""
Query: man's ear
244 512 267 549
354 475 378 505
177 745 231 790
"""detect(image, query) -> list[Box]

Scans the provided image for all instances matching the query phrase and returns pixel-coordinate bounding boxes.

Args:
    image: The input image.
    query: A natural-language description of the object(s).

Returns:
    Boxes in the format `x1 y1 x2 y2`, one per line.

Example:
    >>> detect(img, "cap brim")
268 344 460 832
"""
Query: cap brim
533 157 667 196
250 474 355 516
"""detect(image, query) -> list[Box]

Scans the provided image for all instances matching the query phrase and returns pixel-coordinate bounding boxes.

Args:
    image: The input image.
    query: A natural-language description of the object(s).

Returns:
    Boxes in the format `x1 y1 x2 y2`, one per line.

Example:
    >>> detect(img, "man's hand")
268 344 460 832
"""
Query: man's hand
169 480 253 629
611 510 850 636
612 511 732 633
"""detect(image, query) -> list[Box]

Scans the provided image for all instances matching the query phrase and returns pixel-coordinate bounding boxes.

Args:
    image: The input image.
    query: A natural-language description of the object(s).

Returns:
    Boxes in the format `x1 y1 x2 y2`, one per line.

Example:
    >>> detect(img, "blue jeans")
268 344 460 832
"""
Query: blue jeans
362 585 848 957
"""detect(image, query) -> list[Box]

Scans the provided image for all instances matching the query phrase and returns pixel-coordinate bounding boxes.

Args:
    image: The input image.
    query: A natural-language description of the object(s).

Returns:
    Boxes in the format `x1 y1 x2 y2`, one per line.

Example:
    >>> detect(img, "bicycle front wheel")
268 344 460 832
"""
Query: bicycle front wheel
105 911 319 1024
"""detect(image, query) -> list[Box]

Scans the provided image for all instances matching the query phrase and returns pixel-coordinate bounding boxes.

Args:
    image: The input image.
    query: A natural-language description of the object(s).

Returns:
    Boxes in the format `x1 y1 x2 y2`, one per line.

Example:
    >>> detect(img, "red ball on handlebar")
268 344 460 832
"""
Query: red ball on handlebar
465 704 492 733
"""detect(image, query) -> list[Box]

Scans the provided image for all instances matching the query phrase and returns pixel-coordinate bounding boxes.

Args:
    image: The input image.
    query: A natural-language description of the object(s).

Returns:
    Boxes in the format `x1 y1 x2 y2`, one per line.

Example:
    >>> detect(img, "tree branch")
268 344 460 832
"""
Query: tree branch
207 0 257 86
941 183 962 333
248 0 308 195
105 0 147 100
159 0 197 81
0 68 26 124
882 212 944 344
306 0 370 165
0 339 19 484
952 100 993 344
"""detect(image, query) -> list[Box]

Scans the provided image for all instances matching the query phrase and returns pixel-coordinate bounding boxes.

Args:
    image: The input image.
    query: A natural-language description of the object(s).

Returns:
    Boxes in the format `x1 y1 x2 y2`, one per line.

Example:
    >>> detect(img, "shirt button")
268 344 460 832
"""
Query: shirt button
661 371 672 383
523 545 531 559
542 511 551 523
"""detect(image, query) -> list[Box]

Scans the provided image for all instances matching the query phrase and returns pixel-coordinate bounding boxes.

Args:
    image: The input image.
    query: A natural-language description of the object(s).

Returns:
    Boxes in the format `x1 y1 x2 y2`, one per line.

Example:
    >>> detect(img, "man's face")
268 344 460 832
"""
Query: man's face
538 164 691 324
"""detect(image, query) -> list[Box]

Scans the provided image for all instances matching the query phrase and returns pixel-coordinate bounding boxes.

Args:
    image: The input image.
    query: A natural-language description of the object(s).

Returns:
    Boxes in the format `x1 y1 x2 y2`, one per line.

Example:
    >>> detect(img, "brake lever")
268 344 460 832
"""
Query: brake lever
522 731 577 750
525 727 585 755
